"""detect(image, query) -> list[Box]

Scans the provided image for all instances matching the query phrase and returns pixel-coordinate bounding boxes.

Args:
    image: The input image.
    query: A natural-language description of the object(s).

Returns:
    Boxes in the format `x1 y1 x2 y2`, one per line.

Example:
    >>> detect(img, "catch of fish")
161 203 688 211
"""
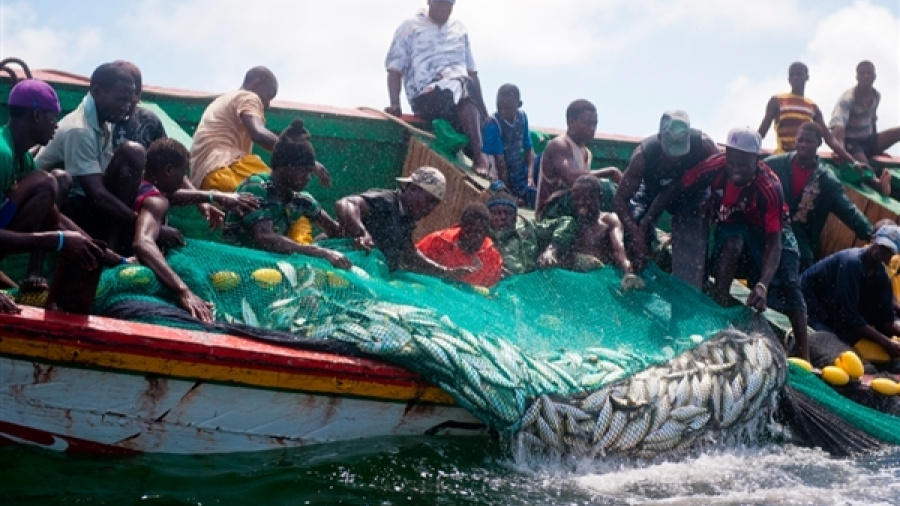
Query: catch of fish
224 261 787 458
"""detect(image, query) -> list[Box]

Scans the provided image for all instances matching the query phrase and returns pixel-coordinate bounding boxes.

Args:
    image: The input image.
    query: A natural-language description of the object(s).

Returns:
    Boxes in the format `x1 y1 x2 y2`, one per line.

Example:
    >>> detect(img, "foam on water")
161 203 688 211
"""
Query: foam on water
574 445 900 505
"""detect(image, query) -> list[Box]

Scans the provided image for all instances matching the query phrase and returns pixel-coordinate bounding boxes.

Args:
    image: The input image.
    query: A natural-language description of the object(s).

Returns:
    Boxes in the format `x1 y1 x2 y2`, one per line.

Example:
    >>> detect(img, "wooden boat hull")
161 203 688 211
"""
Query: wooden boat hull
0 308 485 455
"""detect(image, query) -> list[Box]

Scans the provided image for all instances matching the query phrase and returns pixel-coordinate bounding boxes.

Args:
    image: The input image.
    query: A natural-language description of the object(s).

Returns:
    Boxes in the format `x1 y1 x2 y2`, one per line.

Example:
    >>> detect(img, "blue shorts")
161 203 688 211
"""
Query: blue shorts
0 199 18 229
712 223 806 313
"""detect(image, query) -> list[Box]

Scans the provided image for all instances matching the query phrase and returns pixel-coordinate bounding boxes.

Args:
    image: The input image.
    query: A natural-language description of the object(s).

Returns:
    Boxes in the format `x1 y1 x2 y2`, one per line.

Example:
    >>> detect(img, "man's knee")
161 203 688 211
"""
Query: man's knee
14 170 58 204
50 169 71 202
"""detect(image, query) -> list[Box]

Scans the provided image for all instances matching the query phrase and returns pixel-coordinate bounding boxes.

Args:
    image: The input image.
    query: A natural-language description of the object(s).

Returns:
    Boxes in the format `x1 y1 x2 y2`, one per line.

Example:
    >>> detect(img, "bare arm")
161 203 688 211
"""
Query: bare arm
613 146 646 236
78 174 137 225
170 189 259 214
133 196 213 322
525 148 536 187
386 70 404 116
403 245 474 280
591 167 623 184
758 96 779 139
335 195 374 251
745 231 782 312
312 210 344 238
603 213 632 273
249 219 351 269
813 106 859 164
240 112 277 151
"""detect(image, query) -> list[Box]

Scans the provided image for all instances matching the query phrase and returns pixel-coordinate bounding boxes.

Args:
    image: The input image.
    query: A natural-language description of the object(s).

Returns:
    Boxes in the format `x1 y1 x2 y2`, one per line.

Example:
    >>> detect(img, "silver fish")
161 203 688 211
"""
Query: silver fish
241 298 259 327
276 261 298 288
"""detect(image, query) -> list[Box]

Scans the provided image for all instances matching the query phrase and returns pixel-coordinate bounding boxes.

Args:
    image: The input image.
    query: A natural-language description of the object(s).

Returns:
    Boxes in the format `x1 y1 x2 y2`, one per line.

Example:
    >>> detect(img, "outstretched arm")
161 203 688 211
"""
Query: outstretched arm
133 196 214 322
249 219 351 269
603 213 632 274
758 96 779 139
240 112 278 151
386 70 404 116
335 195 374 252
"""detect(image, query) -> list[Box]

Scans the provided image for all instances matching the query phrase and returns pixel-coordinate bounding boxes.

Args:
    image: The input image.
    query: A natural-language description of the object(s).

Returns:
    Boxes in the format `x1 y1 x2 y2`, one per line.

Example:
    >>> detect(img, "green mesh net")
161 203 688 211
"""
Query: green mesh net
93 239 756 431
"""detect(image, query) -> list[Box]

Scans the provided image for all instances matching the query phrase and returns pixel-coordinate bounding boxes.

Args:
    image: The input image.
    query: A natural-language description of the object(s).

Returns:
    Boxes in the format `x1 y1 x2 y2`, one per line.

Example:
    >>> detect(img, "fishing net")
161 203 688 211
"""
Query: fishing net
91 239 897 457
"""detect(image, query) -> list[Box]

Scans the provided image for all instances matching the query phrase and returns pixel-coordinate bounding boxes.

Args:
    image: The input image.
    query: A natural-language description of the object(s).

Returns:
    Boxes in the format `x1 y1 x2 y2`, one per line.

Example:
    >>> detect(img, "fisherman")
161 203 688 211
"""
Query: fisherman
613 110 719 288
0 79 104 307
535 99 622 219
223 120 350 269
486 189 578 277
110 61 166 150
829 61 900 192
416 202 502 287
641 127 809 360
132 139 221 322
800 225 900 373
35 62 180 255
336 166 474 280
482 84 536 208
541 175 634 278
758 62 862 162
764 122 873 272
385 0 491 177
189 67 330 193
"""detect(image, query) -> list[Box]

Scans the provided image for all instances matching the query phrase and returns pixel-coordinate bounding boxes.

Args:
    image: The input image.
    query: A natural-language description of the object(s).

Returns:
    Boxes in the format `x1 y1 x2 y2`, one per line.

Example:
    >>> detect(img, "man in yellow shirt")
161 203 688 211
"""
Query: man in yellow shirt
189 67 329 192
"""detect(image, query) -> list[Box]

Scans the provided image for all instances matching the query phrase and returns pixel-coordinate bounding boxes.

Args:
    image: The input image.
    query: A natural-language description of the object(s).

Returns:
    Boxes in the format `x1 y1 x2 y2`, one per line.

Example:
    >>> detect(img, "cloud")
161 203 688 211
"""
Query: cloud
709 0 899 154
0 3 103 71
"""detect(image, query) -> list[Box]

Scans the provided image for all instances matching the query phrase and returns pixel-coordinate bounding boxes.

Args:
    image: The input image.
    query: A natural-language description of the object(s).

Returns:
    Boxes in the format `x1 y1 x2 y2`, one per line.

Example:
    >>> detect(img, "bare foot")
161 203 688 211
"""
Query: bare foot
473 154 490 178
879 170 893 196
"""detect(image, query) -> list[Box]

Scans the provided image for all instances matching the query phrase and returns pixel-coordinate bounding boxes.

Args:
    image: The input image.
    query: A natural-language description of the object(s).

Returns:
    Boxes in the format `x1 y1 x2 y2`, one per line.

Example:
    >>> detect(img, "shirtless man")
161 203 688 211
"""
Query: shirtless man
540 176 632 277
535 99 622 219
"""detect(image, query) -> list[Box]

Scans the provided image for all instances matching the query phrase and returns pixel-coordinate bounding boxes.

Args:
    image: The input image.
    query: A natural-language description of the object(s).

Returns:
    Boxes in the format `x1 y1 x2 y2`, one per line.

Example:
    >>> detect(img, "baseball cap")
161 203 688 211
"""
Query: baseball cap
724 127 762 155
8 79 61 114
873 225 900 254
659 110 691 157
397 166 446 200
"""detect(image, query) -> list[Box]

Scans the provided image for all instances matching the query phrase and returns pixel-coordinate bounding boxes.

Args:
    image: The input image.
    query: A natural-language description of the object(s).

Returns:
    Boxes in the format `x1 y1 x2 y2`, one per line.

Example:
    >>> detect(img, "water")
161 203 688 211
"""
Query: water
2 438 898 505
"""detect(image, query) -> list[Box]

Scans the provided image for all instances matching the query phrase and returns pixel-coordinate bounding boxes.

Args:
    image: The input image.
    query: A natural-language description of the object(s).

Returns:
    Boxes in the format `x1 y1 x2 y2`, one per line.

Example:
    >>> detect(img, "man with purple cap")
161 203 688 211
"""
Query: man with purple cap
336 166 474 279
643 126 809 361
0 79 104 309
613 110 719 289
385 0 491 177
35 62 178 255
800 224 900 373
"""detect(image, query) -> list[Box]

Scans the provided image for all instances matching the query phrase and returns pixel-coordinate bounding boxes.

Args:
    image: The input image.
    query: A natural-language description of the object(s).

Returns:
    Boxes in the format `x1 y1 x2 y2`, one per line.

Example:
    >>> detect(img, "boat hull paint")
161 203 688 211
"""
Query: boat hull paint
0 308 485 454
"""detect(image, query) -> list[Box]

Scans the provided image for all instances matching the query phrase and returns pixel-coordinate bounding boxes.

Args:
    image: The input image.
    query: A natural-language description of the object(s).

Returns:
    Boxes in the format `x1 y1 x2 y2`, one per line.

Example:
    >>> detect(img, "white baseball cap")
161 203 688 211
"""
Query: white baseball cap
724 127 762 154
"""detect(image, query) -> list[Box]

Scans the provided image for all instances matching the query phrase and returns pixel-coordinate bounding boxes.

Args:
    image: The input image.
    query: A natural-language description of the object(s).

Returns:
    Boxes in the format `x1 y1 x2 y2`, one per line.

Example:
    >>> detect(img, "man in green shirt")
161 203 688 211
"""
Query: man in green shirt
0 79 103 305
223 120 350 269
764 122 873 272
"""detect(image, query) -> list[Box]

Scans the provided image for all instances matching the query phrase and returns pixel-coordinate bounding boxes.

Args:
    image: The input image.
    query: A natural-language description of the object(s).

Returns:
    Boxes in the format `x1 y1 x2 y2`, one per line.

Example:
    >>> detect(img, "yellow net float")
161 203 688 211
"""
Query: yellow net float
787 357 813 372
820 366 850 386
869 378 898 396
118 265 154 286
210 271 241 291
836 351 865 380
252 268 283 289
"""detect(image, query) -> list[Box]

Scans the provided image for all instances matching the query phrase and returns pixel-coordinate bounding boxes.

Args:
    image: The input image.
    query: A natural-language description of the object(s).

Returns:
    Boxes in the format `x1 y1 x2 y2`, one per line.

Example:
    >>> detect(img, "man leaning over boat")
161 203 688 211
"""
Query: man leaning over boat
0 79 103 311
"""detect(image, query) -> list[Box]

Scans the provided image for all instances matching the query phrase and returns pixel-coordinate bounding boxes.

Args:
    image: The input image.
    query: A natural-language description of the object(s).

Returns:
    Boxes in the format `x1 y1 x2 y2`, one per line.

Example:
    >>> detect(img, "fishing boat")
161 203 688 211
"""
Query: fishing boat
0 62 898 457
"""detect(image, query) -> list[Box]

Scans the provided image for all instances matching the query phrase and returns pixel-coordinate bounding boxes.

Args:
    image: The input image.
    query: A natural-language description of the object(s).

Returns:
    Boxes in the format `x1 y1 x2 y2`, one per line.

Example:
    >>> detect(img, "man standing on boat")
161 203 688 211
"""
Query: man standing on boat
35 62 178 256
642 127 809 361
535 99 621 220
385 0 491 177
0 79 104 309
764 122 873 272
829 61 900 180
336 166 474 280
613 110 719 289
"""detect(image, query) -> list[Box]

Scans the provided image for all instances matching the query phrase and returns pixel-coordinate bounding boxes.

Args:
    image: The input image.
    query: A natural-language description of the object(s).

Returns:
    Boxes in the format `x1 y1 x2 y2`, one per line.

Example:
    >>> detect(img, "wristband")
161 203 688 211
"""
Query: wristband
121 257 128 265
56 231 64 252
755 282 767 294
209 191 215 204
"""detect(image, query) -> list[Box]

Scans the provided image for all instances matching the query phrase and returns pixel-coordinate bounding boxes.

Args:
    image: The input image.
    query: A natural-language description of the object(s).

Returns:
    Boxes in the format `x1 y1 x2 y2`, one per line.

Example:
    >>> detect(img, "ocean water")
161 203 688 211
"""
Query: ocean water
2 438 898 505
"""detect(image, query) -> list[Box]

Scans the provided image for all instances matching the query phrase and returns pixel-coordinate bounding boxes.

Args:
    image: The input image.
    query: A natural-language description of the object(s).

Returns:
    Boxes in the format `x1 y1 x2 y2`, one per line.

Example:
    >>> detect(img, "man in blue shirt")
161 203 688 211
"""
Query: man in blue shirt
482 84 536 208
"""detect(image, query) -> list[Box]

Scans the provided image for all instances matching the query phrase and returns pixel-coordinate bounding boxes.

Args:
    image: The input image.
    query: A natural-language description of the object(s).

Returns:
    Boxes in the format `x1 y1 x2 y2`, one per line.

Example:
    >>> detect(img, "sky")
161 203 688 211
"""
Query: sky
1 0 898 154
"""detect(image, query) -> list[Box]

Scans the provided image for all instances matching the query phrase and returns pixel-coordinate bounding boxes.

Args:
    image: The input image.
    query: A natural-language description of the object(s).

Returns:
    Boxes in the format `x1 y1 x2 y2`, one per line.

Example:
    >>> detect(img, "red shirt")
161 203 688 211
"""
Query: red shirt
681 153 787 235
790 157 814 200
416 226 503 287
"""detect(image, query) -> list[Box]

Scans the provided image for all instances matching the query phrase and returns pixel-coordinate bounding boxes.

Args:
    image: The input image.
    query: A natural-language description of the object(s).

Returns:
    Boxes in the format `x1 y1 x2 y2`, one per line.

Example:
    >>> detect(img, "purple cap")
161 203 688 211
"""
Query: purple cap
8 79 61 114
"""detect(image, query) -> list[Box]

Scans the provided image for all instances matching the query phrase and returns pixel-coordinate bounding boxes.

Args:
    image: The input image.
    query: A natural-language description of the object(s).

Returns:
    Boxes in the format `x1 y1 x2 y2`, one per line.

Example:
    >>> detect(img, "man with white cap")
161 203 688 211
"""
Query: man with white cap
336 166 475 279
800 224 900 372
385 0 491 177
613 110 719 288
643 126 809 361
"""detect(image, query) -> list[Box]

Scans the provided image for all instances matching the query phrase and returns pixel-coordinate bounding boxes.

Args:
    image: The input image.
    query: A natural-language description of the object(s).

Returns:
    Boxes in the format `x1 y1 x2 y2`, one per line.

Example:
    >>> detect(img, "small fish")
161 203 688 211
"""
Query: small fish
276 261 298 288
241 298 259 327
